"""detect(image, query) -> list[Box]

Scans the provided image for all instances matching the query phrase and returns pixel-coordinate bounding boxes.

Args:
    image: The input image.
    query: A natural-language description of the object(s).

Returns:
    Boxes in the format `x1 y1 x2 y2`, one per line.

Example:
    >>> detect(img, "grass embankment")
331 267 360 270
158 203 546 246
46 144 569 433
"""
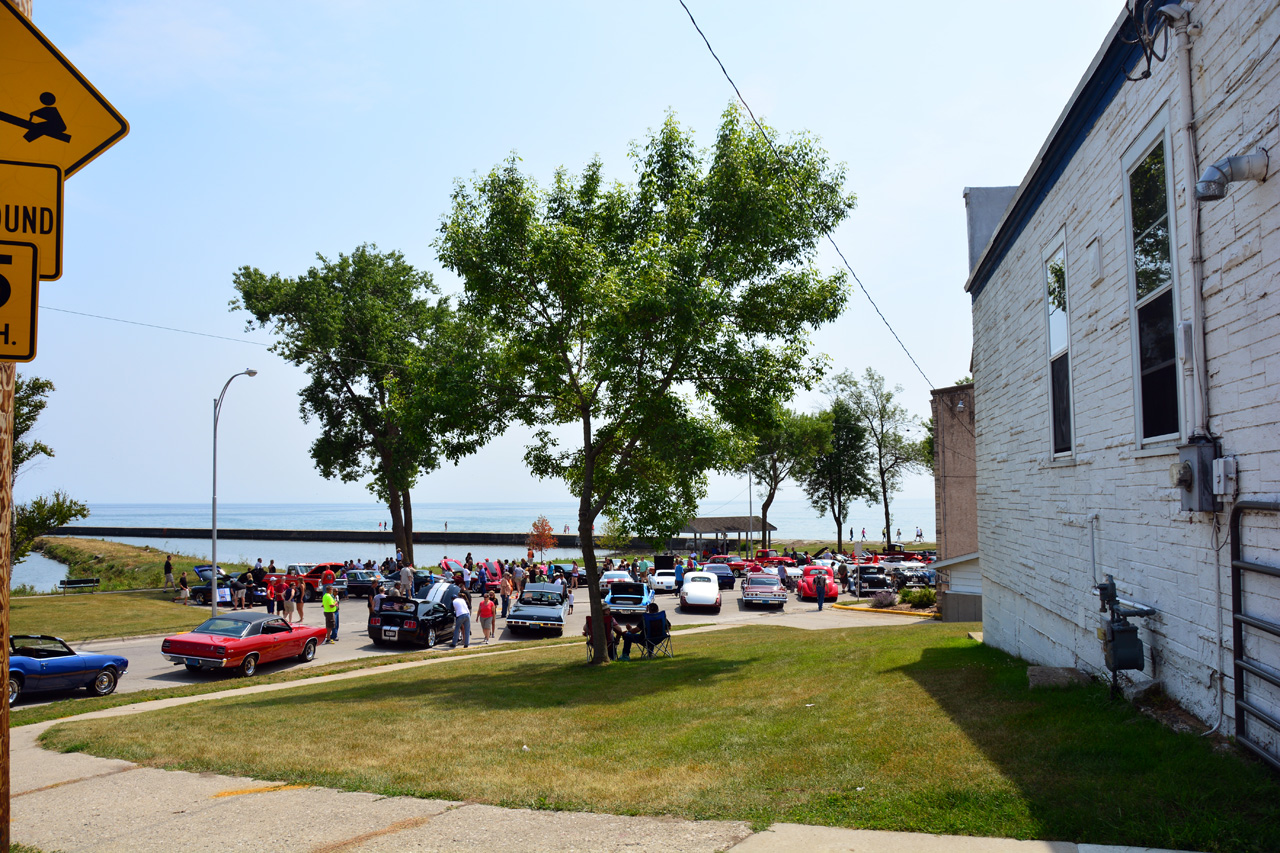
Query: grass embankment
42 623 1280 851
33 536 248 593
10 591 216 642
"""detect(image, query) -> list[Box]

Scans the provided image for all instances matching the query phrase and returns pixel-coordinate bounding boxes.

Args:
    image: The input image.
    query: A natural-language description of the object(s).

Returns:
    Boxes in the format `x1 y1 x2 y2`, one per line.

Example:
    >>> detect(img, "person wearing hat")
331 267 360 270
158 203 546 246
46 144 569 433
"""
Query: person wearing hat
582 603 624 661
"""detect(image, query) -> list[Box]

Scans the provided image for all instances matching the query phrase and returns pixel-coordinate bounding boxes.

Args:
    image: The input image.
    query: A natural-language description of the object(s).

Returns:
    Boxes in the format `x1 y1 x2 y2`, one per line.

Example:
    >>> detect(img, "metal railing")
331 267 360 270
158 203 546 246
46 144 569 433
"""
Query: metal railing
1231 501 1280 771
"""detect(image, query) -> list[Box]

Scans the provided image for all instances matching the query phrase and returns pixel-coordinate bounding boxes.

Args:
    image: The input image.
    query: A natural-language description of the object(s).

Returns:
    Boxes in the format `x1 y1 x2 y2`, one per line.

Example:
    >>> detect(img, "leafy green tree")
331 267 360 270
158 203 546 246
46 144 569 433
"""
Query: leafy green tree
921 416 935 474
12 374 89 563
436 106 855 662
833 368 929 545
795 397 872 555
743 406 827 548
599 512 633 553
233 244 466 565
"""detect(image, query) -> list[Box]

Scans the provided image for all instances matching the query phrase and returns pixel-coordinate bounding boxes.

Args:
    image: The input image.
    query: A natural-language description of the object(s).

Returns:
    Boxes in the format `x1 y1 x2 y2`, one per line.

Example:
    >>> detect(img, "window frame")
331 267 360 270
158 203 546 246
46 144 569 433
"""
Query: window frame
1042 230 1073 457
1120 112 1182 448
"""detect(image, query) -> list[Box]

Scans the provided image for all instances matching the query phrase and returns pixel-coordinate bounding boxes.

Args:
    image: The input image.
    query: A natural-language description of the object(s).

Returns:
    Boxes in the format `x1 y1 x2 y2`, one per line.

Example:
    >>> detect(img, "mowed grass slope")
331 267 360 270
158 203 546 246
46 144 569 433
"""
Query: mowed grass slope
41 623 1280 851
11 591 216 642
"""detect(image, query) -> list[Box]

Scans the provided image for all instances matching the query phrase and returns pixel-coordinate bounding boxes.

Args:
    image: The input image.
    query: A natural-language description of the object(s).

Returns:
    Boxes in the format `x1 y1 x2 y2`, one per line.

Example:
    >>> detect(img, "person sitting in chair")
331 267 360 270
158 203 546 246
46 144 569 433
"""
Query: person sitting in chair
620 602 669 660
583 603 625 660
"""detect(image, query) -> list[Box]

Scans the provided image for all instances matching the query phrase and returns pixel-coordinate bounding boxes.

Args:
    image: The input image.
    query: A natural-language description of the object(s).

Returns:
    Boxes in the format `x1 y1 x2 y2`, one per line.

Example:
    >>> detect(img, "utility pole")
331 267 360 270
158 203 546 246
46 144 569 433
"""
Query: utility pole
1 11 31 853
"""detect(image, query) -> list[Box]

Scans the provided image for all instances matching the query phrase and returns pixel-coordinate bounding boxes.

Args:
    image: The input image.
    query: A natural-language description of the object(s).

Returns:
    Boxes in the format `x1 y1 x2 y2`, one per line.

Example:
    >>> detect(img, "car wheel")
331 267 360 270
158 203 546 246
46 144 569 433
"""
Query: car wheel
185 663 202 672
425 629 436 649
304 587 315 603
713 605 721 615
8 675 21 705
88 668 118 697
194 593 207 606
298 639 317 662
239 654 259 677
371 635 387 647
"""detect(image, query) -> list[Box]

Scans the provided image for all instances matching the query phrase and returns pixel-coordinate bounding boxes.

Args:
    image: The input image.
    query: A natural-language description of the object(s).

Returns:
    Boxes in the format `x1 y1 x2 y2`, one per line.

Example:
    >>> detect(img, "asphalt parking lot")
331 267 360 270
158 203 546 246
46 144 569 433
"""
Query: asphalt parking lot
33 581 913 704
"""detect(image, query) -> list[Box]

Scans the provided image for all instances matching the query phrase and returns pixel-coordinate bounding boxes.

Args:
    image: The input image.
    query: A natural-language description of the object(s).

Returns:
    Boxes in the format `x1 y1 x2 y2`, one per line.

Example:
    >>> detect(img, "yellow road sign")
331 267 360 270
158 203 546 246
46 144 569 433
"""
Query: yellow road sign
0 240 39 361
0 0 128 177
0 160 61 280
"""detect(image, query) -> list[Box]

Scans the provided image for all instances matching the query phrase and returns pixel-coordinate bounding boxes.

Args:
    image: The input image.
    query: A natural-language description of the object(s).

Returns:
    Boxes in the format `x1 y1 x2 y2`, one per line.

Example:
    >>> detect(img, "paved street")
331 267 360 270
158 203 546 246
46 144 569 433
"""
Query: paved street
37 584 920 704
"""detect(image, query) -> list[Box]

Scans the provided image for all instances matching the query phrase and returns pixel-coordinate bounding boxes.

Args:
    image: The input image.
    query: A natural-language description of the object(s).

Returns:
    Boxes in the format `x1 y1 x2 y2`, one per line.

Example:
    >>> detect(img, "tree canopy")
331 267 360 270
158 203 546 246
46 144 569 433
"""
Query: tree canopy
832 368 929 545
795 396 872 555
436 105 856 662
743 405 827 548
232 244 466 565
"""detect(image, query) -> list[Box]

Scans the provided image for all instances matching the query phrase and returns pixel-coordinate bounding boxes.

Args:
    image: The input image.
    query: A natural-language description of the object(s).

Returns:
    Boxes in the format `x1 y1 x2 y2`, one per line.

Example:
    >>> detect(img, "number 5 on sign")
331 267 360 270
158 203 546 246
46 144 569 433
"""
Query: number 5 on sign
0 240 39 362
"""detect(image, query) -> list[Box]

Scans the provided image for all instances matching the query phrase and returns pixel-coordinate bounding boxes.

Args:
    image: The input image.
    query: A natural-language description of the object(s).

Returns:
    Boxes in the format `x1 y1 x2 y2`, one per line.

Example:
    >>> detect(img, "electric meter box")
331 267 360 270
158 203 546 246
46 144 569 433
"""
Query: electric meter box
1102 619 1145 671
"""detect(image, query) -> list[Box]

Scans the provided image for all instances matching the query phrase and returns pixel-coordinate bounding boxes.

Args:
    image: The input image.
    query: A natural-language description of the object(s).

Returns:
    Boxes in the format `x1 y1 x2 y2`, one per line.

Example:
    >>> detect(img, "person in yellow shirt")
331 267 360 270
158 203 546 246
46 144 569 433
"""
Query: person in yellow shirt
322 588 339 643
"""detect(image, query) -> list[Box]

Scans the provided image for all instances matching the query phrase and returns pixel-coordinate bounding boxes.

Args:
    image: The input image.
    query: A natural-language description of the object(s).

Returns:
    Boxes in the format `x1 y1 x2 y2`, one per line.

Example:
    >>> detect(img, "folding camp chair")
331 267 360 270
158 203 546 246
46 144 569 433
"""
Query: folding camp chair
639 612 673 659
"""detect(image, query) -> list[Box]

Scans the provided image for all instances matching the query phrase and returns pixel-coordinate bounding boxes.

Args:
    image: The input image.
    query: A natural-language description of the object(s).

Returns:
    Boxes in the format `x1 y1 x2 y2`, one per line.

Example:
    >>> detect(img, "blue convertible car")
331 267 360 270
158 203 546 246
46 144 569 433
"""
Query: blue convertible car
8 635 129 704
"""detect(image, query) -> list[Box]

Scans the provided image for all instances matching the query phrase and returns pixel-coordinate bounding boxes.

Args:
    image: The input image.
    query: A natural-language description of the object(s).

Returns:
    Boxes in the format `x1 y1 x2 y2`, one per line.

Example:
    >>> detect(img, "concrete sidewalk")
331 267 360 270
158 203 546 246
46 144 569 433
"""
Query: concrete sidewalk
10 652 1202 853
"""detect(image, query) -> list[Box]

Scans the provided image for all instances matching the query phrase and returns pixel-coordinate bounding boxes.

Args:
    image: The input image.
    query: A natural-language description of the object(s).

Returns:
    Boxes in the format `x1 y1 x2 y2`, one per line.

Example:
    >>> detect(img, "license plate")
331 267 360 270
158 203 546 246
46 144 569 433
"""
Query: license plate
382 628 398 639
186 658 200 666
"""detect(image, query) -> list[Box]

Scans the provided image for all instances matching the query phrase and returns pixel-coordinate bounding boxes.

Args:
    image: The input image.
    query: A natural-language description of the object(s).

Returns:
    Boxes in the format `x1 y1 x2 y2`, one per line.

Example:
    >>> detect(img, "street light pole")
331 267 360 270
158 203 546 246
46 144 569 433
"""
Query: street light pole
211 369 257 617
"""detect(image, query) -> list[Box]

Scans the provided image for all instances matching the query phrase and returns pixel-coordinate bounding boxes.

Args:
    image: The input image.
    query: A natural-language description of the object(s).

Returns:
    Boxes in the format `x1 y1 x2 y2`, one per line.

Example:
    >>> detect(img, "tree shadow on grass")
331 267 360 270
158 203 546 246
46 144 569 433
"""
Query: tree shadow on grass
231 649 756 715
893 642 1280 853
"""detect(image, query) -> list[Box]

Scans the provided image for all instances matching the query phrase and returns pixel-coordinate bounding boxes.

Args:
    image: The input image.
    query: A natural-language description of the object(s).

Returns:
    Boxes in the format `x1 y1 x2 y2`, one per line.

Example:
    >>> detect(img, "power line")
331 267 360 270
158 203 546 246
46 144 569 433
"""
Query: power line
40 304 409 373
42 305 269 347
675 0 934 390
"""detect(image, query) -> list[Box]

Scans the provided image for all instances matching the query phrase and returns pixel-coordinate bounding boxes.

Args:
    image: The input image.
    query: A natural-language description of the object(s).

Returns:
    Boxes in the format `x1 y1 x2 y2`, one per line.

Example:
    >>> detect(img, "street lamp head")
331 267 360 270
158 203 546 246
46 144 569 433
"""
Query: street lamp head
245 369 258 377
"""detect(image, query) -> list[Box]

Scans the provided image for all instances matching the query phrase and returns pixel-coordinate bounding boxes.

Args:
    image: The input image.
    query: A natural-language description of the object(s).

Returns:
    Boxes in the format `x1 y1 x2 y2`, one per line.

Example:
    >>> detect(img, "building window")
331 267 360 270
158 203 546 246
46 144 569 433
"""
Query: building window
1124 127 1180 443
1045 242 1072 455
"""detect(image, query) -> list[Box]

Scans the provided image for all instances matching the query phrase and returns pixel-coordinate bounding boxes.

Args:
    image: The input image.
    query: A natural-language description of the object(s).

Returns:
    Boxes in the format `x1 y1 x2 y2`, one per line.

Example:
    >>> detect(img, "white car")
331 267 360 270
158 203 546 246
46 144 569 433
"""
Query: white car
598 570 633 592
679 571 722 613
648 569 678 593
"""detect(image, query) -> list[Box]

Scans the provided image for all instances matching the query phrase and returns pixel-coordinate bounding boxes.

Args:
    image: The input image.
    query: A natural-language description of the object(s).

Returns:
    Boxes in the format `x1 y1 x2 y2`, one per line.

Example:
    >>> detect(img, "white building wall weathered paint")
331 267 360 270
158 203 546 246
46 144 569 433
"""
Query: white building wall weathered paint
969 0 1280 729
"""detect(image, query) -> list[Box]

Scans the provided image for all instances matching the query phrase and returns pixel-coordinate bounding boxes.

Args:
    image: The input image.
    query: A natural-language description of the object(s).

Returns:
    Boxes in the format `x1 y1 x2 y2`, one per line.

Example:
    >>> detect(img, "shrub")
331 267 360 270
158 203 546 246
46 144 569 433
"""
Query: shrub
900 588 937 608
870 591 897 609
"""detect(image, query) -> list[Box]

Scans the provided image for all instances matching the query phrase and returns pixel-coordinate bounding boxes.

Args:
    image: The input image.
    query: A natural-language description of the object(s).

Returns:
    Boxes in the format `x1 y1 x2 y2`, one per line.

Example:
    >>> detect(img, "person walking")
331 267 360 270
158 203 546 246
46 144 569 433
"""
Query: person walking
322 587 339 643
814 570 827 612
837 562 848 595
451 593 471 648
478 592 496 644
162 556 175 590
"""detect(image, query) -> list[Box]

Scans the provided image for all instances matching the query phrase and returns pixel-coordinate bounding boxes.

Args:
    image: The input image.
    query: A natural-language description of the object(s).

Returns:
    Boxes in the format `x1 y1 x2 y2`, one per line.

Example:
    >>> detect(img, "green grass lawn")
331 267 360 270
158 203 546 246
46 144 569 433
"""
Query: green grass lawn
30 536 248 593
40 622 1280 851
10 590 223 642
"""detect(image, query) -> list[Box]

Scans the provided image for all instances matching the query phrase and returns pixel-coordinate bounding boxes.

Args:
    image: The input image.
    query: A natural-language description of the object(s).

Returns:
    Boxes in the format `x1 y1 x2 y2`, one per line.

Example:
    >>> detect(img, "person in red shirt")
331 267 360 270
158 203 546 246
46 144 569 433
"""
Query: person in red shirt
321 567 336 587
265 579 278 615
478 592 497 644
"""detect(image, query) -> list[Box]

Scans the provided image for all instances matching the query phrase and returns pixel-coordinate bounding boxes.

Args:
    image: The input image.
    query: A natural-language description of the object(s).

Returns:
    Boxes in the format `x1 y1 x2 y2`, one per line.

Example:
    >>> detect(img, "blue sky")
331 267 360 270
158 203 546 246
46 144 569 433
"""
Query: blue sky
15 0 1123 509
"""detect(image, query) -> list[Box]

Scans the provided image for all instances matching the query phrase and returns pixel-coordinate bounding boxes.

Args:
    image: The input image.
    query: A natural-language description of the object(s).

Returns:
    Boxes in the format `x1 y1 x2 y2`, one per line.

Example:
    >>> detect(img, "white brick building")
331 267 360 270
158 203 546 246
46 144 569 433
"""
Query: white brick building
965 0 1280 752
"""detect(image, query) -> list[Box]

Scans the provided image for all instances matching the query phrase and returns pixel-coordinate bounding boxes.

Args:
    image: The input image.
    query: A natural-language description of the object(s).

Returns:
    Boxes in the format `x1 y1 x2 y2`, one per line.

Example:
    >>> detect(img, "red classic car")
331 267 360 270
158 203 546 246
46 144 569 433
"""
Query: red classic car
703 554 758 577
797 566 838 601
754 549 797 567
161 612 329 677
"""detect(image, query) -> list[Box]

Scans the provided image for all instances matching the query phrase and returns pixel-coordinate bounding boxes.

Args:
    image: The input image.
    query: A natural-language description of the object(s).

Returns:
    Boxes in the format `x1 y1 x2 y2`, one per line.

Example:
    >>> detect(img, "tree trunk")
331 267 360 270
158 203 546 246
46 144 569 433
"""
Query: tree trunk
881 473 892 548
386 485 406 562
401 488 415 566
581 496 607 665
760 487 776 551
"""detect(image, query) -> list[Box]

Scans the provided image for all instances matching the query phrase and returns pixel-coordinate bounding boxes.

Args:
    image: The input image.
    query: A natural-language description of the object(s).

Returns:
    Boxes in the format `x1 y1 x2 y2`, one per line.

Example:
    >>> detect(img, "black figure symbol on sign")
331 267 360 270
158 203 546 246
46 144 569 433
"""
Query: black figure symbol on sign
0 254 12 308
0 93 72 144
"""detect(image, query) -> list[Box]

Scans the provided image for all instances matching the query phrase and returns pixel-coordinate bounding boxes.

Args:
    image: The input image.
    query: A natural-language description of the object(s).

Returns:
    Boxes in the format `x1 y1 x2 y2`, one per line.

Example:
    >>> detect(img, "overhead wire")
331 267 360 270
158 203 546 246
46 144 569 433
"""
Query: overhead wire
675 0 934 390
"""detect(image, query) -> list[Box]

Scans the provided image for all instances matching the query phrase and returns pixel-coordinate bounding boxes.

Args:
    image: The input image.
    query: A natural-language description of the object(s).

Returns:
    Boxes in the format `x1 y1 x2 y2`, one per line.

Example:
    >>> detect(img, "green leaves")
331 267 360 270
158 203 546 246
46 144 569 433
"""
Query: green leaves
437 105 855 545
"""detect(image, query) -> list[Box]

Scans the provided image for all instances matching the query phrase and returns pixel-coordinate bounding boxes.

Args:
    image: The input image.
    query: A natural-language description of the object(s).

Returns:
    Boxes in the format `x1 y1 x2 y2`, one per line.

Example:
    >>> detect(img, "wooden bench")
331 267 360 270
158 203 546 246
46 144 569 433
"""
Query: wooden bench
58 577 100 594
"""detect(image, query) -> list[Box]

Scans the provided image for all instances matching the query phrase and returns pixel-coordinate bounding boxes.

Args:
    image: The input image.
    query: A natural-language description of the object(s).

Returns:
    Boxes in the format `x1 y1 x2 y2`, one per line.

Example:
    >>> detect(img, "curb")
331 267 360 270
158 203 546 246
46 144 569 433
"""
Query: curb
831 603 939 618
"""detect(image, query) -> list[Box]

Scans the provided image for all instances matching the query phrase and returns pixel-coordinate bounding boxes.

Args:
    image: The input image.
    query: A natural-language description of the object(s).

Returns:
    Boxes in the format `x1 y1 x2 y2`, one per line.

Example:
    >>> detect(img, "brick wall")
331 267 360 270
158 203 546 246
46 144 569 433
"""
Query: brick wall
971 0 1280 728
